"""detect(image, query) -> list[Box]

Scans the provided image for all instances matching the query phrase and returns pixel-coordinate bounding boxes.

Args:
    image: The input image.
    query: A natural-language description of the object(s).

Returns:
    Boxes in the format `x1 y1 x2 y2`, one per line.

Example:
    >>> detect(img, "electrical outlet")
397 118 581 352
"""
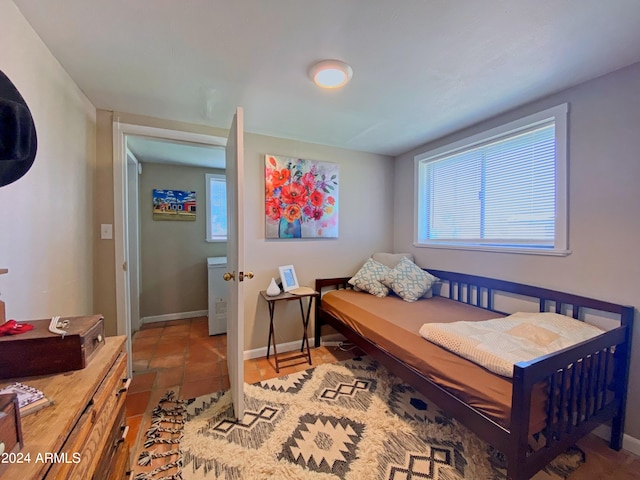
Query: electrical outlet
101 224 113 240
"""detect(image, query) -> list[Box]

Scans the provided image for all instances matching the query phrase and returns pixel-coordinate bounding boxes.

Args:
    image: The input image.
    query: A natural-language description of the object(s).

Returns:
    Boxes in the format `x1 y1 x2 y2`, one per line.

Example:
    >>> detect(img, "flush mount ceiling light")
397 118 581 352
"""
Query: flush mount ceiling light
309 60 353 89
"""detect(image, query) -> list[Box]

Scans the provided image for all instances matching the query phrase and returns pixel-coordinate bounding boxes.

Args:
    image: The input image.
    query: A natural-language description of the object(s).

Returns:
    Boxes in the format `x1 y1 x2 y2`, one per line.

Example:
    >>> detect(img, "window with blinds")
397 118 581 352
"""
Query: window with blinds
206 173 227 242
415 104 569 255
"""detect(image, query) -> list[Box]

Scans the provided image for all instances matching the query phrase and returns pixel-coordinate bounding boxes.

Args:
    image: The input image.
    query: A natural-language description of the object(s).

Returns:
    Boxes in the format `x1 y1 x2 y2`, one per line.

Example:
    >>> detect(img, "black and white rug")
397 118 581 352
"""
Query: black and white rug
137 356 584 480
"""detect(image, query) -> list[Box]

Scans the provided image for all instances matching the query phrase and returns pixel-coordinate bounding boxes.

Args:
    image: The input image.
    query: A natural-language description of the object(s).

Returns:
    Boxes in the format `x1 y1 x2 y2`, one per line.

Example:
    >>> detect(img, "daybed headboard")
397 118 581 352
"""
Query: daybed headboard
426 269 634 328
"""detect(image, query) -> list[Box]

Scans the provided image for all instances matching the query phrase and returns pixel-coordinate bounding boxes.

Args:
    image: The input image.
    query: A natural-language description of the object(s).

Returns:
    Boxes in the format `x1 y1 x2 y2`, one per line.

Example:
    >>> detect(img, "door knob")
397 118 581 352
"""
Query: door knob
223 272 235 281
244 272 254 279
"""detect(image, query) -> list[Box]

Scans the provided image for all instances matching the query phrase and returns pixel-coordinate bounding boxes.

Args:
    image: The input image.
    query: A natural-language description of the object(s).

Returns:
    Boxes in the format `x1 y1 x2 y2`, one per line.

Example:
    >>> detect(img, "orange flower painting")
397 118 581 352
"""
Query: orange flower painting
265 154 339 238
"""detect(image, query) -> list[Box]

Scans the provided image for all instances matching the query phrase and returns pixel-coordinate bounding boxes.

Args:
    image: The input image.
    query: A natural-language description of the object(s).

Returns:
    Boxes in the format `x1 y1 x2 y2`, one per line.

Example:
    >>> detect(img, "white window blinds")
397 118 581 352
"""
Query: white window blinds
415 104 568 254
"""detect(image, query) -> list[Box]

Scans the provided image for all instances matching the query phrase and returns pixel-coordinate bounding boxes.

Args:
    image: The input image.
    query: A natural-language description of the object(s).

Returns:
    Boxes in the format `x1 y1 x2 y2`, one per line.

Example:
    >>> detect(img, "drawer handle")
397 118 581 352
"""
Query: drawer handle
95 334 104 344
117 378 132 396
114 425 130 447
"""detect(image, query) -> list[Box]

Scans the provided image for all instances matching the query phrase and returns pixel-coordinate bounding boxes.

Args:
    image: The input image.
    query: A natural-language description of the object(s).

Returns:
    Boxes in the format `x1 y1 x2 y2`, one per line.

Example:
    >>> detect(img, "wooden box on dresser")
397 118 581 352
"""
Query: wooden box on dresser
0 336 130 479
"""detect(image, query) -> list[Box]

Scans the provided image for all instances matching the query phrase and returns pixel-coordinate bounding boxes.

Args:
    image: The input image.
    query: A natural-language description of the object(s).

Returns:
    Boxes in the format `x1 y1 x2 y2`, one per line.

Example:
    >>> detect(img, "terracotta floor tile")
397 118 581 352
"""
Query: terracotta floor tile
244 358 261 373
132 344 156 361
190 335 220 347
140 322 165 331
129 371 157 393
190 321 209 336
148 353 186 369
187 350 223 368
158 334 189 346
132 336 160 349
165 318 193 326
125 414 143 449
180 377 219 400
162 324 191 337
155 366 184 388
253 356 272 370
155 341 187 356
183 360 219 383
244 368 263 384
126 391 152 417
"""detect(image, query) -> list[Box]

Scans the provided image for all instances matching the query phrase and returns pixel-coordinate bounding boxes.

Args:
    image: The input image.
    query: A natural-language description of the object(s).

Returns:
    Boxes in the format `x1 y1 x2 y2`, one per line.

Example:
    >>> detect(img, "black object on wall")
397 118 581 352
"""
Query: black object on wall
0 70 37 187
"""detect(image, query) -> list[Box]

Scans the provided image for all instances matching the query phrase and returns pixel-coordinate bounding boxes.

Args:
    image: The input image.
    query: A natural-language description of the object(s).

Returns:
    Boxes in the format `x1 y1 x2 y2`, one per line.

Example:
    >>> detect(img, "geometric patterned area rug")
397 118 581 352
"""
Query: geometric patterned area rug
136 356 584 480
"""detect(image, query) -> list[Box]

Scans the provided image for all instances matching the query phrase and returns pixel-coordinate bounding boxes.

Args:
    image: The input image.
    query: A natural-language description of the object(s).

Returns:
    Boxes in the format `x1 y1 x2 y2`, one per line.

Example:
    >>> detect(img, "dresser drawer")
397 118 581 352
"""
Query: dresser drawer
47 351 129 479
95 404 129 480
0 394 22 477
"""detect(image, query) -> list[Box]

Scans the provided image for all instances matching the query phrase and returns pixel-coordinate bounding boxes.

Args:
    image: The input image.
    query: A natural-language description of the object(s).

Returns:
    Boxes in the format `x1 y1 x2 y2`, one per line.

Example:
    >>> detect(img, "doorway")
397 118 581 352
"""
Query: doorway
112 122 227 375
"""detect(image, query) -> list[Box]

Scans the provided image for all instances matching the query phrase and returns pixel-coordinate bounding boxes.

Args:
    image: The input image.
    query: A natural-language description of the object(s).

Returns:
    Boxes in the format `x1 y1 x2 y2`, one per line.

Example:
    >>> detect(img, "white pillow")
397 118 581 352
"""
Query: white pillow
384 256 438 302
348 258 391 297
372 252 414 269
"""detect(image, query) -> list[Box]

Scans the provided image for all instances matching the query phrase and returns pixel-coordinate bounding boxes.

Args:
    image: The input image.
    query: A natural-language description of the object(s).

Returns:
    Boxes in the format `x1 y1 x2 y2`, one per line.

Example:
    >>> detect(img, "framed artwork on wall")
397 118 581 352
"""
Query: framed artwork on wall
265 154 339 239
152 189 196 221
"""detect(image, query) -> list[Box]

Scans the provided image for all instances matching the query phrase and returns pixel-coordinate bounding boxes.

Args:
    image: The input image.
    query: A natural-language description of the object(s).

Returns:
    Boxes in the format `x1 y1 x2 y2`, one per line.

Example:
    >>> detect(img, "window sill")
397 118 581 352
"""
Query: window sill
413 242 571 256
206 238 227 243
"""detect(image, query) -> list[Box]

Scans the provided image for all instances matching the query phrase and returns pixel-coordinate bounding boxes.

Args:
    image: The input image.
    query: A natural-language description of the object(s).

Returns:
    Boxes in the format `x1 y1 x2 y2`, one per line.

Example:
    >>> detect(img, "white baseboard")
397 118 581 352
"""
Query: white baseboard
244 338 315 360
592 425 640 456
141 310 207 324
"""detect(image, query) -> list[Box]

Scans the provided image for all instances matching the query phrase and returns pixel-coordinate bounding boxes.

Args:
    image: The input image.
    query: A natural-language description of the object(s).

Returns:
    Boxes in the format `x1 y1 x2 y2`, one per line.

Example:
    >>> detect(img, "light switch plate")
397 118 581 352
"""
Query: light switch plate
101 224 113 240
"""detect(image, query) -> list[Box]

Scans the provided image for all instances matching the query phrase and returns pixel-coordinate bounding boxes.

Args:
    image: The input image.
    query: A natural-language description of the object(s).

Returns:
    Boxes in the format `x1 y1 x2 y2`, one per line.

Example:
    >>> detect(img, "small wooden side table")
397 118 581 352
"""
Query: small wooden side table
260 289 319 373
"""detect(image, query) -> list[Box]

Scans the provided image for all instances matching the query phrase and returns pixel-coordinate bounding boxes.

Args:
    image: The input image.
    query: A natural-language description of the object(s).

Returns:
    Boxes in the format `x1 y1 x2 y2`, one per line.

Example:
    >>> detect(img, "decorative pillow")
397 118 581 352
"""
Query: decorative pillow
384 256 438 302
372 252 414 269
348 258 391 297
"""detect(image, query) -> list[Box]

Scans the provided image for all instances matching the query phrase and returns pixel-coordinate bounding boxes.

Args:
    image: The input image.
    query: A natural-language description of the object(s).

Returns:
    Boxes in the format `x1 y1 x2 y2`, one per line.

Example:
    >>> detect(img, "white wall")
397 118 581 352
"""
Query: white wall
393 62 640 439
243 133 394 351
0 0 96 320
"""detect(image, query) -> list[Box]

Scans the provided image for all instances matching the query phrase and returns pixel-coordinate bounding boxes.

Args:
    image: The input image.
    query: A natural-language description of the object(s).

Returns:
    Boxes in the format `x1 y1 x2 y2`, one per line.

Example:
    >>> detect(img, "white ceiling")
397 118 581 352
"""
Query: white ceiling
13 0 640 157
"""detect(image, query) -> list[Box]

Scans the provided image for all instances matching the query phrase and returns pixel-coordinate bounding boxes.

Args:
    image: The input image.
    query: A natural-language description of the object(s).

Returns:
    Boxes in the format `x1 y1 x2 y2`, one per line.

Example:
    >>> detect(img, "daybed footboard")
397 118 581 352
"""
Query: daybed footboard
314 273 634 480
510 327 629 479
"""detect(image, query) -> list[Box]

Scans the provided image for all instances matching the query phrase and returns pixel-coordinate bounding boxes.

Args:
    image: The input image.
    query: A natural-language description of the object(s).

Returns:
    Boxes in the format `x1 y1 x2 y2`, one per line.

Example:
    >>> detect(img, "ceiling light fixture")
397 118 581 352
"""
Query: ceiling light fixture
309 60 353 89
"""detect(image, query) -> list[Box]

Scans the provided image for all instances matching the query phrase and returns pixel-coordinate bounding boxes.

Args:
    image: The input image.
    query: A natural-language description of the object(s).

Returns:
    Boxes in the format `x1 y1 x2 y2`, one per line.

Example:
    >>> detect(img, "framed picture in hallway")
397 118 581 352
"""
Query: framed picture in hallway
152 189 197 221
265 154 339 239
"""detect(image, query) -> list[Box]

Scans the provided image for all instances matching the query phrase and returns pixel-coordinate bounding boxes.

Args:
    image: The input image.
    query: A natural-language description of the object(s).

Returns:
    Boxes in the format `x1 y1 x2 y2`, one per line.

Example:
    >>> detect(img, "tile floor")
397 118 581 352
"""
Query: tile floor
125 316 640 479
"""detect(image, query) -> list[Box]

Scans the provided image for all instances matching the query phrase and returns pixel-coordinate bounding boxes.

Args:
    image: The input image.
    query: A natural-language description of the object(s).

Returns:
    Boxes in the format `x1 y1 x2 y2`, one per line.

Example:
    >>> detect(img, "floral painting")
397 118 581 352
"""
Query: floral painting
265 154 339 238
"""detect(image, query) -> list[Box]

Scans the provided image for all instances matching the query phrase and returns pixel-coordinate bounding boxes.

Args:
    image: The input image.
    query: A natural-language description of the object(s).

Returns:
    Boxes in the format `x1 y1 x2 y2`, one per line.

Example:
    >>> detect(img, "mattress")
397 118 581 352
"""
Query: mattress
321 289 548 431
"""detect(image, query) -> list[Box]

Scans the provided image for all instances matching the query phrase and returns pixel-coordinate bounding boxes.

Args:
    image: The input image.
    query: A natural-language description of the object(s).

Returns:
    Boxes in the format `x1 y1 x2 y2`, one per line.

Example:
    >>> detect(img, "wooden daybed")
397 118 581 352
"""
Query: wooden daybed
314 270 634 480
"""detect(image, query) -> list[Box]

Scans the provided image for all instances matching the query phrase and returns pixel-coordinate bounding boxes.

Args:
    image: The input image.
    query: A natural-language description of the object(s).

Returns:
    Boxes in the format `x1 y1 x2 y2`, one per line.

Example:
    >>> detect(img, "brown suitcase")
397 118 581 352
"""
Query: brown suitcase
0 315 105 379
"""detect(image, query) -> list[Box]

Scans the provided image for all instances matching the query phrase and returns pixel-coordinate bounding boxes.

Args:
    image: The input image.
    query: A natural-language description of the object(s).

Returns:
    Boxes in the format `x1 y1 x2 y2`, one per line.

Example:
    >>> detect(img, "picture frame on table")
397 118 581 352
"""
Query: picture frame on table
278 265 299 292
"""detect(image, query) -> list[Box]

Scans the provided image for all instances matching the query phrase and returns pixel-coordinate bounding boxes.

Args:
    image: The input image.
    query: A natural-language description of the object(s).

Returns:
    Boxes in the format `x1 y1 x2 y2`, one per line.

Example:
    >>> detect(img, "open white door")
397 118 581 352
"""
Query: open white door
224 107 248 420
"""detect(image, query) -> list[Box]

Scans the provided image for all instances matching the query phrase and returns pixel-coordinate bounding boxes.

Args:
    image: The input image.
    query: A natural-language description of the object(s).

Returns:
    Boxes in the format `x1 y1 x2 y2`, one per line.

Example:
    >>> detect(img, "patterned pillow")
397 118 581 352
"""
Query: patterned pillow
348 258 391 297
371 252 414 269
384 256 438 302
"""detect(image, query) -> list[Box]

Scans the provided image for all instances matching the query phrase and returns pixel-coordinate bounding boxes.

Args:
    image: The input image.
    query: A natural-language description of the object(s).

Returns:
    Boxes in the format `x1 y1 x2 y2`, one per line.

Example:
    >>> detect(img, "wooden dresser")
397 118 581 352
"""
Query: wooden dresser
0 336 130 479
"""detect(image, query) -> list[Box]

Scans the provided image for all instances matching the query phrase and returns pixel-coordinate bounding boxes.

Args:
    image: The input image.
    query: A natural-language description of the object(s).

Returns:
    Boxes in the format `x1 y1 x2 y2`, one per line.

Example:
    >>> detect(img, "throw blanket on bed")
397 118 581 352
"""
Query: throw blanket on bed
419 312 605 378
